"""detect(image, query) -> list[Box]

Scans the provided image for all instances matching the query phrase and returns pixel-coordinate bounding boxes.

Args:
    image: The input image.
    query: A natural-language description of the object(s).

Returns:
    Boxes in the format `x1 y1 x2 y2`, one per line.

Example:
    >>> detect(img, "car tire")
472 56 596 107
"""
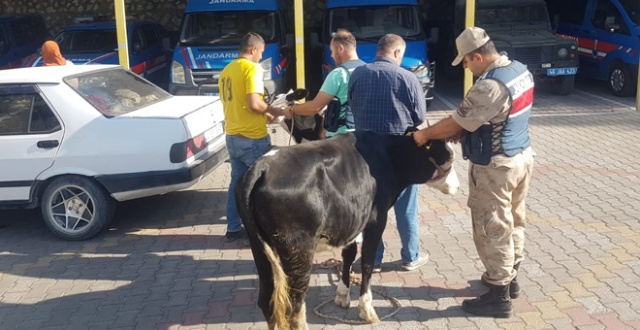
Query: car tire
40 176 115 241
555 75 574 95
609 62 635 97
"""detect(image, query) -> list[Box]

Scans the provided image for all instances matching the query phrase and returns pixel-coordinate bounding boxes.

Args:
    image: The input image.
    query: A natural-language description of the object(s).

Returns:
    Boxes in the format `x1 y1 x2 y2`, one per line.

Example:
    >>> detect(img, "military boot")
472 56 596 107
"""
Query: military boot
462 283 512 318
481 262 521 299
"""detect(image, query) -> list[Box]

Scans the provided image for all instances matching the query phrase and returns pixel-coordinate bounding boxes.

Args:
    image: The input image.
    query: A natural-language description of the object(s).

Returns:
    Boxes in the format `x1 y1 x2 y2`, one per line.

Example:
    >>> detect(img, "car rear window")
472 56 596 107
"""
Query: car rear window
56 30 117 54
64 67 171 117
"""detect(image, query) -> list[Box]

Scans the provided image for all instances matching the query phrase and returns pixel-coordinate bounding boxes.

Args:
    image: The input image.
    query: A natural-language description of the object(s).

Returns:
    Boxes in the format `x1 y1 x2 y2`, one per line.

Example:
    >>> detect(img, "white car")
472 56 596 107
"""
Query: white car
0 65 228 240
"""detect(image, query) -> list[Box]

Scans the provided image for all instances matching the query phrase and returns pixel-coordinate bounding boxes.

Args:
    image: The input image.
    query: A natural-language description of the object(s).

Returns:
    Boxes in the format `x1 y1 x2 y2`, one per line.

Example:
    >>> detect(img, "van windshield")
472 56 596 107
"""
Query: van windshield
56 30 117 54
477 3 550 30
181 11 279 45
327 5 424 42
619 0 639 25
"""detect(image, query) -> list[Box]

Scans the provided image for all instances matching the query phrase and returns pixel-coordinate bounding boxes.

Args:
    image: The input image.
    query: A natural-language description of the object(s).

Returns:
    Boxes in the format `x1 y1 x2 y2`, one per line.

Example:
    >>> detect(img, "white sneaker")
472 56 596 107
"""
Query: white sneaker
401 254 429 271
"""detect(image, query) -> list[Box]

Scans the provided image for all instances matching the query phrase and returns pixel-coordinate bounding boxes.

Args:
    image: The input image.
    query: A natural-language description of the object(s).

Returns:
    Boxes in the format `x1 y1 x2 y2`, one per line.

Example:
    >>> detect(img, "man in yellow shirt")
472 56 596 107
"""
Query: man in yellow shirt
220 32 291 242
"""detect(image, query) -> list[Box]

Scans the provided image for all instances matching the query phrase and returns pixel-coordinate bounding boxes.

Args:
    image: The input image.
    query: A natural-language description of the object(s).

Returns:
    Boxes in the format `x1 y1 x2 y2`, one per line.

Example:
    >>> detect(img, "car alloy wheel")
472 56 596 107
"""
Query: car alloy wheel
41 176 115 240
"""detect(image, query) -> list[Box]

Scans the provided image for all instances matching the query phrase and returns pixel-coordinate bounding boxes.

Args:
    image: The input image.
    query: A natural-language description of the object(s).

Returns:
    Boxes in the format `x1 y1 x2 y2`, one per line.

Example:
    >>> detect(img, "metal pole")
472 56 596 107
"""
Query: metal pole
294 0 305 89
114 0 130 69
636 54 640 110
464 0 476 95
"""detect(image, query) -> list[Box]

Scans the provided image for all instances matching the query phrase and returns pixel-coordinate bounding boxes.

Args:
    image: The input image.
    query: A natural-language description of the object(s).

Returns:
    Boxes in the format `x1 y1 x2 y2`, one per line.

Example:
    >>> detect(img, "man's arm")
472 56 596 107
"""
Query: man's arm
412 116 463 146
291 91 334 116
246 93 290 118
409 75 427 126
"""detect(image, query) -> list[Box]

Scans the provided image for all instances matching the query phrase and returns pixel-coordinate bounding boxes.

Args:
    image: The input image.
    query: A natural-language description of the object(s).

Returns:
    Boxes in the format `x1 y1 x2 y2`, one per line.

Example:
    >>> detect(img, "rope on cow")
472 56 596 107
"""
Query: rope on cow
313 258 401 324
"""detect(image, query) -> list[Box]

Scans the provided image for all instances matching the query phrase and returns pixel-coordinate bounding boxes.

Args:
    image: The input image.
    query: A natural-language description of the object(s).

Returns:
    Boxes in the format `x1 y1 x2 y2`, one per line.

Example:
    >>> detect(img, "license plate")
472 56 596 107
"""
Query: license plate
204 92 219 97
547 68 577 76
204 123 224 142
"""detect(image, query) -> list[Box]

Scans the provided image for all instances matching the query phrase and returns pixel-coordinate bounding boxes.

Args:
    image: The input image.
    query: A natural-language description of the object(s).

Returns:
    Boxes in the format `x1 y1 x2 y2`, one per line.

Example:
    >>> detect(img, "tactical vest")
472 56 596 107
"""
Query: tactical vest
461 60 534 165
323 59 366 133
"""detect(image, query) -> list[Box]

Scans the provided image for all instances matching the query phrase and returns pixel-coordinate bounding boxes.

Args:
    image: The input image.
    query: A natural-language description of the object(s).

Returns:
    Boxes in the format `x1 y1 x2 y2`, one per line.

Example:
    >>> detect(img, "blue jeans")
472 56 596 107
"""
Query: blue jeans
225 134 271 233
375 184 420 265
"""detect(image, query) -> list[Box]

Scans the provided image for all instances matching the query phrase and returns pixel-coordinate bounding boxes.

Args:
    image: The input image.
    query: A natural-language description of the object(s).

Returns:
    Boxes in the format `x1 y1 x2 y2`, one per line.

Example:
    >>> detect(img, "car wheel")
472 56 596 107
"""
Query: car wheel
555 75 574 95
40 176 115 241
609 62 635 97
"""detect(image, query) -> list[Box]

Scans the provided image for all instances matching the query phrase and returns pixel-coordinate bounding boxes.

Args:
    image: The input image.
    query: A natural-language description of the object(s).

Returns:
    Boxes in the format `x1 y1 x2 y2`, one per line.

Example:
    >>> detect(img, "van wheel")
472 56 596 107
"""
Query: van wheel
609 62 634 97
555 75 574 95
40 176 115 241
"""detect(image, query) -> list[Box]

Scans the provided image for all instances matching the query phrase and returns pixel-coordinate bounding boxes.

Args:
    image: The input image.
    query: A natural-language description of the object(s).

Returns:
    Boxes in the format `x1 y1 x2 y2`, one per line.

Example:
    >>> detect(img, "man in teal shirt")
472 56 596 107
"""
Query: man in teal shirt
288 29 365 137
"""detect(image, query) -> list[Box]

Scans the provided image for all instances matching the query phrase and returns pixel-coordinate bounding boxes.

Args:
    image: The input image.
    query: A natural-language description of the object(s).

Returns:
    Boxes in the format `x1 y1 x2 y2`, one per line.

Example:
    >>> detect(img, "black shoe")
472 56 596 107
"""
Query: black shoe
480 262 521 299
225 229 246 243
481 277 521 299
462 284 512 318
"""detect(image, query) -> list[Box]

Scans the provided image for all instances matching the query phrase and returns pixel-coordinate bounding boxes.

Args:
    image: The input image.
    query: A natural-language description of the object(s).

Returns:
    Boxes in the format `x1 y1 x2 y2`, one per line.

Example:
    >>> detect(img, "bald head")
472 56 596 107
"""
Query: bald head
376 34 406 65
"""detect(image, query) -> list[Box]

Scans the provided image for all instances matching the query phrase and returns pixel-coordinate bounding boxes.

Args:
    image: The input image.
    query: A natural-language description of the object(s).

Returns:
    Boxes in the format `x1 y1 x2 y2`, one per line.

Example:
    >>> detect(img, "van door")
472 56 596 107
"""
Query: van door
583 0 635 80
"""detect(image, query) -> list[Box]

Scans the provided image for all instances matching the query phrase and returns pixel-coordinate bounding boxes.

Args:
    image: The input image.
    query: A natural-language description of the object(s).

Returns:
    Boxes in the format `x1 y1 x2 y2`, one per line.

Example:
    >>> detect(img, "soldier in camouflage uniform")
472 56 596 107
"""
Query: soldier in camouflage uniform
412 27 535 318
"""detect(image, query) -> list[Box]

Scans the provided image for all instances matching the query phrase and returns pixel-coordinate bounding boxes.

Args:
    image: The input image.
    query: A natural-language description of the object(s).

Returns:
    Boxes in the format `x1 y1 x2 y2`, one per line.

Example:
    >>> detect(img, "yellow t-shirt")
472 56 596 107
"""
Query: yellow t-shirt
219 57 267 139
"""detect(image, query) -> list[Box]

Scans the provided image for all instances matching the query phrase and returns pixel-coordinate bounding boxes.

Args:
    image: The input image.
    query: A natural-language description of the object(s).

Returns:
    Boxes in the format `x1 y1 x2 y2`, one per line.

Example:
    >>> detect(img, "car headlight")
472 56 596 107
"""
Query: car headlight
172 61 185 84
557 47 568 58
260 58 272 80
409 64 430 82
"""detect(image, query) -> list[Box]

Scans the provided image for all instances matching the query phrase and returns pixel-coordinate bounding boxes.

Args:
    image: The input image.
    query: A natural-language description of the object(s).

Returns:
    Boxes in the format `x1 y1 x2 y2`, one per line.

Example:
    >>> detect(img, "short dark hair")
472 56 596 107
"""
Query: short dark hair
240 32 265 53
377 33 405 53
331 29 356 50
468 40 498 57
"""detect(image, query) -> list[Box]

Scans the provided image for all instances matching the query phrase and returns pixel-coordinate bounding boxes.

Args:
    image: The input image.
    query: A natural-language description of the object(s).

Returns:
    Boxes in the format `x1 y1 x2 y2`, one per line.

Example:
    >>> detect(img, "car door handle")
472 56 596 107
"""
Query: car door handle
37 140 59 149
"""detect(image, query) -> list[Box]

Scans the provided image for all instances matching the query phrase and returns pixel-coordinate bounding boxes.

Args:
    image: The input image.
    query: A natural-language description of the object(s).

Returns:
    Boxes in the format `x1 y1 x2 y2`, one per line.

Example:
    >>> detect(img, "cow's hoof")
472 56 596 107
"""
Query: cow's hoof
358 292 379 323
334 281 351 308
358 307 379 323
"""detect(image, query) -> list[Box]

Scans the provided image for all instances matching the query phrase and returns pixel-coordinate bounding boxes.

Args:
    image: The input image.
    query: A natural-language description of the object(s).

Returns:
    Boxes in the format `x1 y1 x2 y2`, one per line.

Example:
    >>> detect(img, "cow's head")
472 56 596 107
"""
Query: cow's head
389 135 460 195
425 141 459 195
279 113 324 144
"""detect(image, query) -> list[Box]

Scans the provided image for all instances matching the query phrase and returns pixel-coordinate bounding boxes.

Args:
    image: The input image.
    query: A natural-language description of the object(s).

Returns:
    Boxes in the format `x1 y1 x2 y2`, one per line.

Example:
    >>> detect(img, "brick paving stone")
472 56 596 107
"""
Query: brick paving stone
1 89 640 329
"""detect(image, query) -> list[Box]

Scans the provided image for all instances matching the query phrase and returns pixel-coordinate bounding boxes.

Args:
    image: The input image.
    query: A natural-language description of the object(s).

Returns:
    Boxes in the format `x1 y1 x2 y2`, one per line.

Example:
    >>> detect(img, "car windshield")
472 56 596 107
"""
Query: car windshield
180 11 279 45
619 0 639 25
327 5 424 42
64 67 171 117
477 4 550 29
56 30 117 54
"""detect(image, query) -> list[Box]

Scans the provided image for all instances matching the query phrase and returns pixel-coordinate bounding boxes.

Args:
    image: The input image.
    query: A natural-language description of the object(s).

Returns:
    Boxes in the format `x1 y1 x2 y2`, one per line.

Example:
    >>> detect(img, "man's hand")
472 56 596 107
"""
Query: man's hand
448 132 462 144
281 106 293 120
413 129 429 146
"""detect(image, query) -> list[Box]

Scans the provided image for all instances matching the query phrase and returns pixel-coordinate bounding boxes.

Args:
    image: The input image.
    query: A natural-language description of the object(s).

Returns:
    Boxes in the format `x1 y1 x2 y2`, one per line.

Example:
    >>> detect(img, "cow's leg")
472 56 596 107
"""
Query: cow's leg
280 242 314 330
246 238 276 327
358 222 385 323
335 242 357 308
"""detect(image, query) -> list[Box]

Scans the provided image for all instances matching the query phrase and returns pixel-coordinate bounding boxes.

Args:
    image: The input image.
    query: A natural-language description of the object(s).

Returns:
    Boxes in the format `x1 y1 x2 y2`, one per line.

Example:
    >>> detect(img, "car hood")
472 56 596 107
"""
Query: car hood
488 29 561 47
123 95 221 119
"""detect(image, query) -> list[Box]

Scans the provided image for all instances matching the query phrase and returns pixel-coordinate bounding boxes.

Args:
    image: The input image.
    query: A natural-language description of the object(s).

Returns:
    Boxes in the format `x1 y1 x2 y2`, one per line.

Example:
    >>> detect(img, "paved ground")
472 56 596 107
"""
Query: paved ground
1 83 640 329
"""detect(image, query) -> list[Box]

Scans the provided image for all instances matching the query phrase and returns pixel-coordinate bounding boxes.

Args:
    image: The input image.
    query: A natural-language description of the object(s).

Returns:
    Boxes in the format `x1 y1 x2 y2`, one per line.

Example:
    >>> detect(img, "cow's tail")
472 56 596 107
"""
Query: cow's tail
263 242 291 328
237 163 291 329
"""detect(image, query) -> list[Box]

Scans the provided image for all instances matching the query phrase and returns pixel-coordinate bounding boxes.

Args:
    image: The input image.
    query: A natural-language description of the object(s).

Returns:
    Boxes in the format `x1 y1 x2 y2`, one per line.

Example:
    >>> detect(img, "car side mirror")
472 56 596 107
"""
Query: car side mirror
132 43 142 55
607 23 620 32
162 37 172 52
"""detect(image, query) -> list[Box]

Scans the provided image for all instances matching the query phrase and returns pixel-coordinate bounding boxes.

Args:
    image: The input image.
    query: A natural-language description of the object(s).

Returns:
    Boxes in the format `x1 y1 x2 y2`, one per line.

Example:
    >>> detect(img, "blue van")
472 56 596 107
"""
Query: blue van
323 0 435 104
547 0 639 96
0 15 47 69
169 0 293 101
32 19 172 87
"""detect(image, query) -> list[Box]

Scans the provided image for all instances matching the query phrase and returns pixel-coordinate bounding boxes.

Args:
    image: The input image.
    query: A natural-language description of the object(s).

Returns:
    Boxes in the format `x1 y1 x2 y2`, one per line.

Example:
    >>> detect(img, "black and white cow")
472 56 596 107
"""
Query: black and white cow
236 130 459 329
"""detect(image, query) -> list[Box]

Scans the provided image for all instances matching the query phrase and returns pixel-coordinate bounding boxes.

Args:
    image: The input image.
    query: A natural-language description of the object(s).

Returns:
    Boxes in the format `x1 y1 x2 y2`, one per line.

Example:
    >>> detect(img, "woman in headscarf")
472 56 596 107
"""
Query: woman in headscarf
42 40 74 66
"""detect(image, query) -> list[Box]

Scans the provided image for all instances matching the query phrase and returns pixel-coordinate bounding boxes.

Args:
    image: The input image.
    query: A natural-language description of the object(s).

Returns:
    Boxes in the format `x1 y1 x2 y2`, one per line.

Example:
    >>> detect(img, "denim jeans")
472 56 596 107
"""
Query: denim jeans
375 184 420 264
225 134 271 233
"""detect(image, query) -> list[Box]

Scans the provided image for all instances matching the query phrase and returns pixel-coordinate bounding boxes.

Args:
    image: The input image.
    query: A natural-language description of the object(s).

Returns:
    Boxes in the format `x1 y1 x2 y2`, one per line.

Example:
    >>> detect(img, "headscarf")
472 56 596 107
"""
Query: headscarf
42 41 67 66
